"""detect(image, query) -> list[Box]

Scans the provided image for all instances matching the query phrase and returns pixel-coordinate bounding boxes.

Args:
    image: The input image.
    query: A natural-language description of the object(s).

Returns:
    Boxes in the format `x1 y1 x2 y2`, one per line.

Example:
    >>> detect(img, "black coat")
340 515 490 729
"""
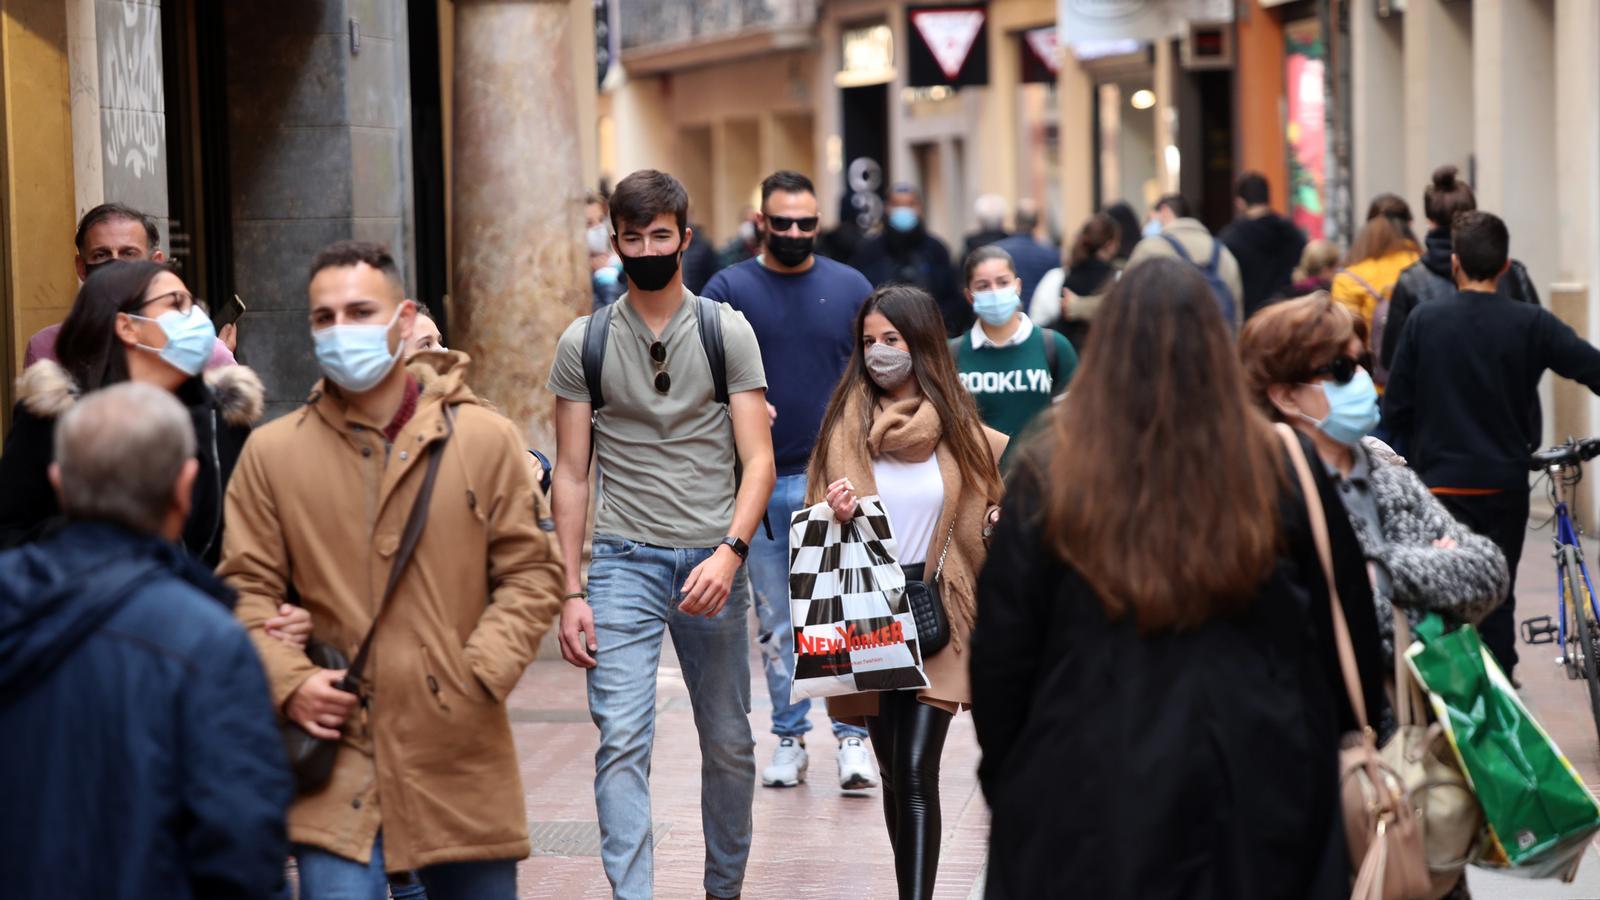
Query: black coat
0 361 263 567
0 521 292 899
1219 212 1307 318
972 434 1389 900
850 228 968 337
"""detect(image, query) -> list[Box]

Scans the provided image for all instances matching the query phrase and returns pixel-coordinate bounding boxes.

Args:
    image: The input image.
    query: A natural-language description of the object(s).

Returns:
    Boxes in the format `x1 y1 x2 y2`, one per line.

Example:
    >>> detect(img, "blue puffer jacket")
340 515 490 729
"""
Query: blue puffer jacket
0 521 292 899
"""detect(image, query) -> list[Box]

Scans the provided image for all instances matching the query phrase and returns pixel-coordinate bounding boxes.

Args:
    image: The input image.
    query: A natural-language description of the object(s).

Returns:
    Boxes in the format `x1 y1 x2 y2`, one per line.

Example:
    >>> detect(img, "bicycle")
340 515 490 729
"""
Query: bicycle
1521 437 1600 748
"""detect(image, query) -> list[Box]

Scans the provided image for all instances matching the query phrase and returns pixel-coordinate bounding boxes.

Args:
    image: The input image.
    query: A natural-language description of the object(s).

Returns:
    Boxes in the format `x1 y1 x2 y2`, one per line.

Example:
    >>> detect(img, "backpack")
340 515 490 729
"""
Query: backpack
1161 233 1237 328
1339 268 1391 384
948 327 1062 391
580 296 771 538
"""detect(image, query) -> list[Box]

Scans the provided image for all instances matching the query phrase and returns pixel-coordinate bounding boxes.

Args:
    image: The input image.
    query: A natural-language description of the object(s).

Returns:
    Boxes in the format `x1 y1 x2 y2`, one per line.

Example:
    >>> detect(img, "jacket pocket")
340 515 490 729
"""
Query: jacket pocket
419 643 456 712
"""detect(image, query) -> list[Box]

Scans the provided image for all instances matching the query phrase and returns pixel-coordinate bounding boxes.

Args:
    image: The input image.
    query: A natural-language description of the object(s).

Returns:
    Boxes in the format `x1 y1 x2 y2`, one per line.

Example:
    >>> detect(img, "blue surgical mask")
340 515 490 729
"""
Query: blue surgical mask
131 306 216 377
1141 217 1163 238
594 264 619 287
312 305 405 393
887 208 920 233
972 287 1022 327
1300 368 1380 446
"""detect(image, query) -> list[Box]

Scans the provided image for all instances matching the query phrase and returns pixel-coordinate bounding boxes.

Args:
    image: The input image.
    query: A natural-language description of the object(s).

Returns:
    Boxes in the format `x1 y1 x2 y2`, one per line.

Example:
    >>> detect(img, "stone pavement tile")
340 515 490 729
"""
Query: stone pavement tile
509 640 988 899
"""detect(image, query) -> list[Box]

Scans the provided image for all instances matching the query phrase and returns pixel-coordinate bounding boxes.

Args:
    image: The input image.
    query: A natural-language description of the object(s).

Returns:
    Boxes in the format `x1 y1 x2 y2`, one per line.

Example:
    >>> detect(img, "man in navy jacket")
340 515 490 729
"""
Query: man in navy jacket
0 382 291 899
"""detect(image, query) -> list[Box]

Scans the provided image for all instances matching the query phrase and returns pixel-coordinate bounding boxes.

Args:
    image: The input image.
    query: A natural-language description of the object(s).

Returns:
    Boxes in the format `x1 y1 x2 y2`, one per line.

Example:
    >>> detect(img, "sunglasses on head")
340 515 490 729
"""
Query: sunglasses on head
766 215 819 233
1306 352 1373 385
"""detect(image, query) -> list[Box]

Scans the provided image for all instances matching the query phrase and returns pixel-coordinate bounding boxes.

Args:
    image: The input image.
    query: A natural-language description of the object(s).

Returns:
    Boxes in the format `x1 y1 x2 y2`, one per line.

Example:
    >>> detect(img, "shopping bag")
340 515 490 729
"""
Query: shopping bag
1406 616 1600 880
787 497 930 701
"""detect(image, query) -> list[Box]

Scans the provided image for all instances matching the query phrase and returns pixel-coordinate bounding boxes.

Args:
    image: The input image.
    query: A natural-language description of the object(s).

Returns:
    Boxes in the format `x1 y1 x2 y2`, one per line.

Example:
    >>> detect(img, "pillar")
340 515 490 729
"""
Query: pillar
1349 0 1405 213
451 0 587 449
1402 0 1472 200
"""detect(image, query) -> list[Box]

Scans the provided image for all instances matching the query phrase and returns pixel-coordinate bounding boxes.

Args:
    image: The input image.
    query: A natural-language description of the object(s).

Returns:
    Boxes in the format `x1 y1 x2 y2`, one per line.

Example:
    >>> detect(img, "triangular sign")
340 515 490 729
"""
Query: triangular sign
1024 27 1060 75
910 9 985 81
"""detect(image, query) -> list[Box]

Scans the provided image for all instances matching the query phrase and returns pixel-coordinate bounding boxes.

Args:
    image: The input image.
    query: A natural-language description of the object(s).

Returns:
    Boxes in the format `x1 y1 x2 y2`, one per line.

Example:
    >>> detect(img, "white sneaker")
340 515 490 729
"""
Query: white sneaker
762 737 808 787
837 737 879 790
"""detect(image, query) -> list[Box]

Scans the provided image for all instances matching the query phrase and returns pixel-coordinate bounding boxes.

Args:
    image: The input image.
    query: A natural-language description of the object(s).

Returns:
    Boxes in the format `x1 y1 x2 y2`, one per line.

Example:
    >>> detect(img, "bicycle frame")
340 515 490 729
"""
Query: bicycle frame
1550 464 1600 660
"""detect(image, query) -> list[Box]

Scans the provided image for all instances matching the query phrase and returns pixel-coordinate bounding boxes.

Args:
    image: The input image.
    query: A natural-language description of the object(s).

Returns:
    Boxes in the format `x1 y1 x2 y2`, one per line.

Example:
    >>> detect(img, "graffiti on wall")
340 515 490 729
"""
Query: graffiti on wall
101 1 163 178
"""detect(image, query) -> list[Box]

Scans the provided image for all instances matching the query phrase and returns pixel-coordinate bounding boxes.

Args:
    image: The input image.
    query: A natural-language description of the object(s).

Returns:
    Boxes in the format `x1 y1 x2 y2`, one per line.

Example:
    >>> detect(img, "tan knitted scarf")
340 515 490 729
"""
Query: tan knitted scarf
809 391 990 650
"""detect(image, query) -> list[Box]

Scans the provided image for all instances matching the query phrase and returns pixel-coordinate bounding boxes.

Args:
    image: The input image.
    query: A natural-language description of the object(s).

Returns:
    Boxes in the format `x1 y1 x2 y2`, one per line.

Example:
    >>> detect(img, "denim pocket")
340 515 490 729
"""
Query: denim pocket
591 536 640 559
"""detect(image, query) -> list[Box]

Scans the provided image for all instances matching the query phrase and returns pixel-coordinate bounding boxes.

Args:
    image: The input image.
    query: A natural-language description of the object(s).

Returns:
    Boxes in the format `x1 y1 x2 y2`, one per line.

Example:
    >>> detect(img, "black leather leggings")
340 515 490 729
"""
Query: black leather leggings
865 688 954 900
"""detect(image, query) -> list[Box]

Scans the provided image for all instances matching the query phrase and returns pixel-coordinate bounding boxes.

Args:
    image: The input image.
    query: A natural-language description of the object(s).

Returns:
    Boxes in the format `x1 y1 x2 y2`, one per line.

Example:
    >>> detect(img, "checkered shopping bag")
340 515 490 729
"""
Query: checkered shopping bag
787 496 930 701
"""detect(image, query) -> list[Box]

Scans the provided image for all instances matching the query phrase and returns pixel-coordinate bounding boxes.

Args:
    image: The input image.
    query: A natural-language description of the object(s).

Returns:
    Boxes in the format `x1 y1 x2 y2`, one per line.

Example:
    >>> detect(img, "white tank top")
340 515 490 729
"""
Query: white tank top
872 453 946 566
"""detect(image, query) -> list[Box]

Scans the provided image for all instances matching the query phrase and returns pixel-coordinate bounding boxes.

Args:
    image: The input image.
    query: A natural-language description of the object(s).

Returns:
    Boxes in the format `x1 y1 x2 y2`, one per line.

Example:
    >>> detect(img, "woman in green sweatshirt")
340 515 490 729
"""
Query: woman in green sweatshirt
951 245 1077 469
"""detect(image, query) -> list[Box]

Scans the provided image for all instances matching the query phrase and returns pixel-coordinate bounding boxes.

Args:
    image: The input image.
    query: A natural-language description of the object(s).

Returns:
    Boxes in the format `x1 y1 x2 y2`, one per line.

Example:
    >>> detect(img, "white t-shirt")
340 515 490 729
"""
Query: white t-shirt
872 454 945 565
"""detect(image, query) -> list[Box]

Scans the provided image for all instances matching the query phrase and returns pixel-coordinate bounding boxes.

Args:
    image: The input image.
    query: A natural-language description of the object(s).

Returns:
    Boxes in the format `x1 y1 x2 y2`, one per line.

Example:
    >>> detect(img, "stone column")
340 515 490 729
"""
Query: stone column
1402 0 1473 195
451 0 589 450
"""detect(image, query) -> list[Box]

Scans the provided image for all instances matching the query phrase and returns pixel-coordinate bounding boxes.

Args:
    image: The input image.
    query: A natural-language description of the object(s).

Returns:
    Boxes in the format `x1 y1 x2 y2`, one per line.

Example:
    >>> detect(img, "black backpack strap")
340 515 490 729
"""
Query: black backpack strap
339 409 454 698
948 335 963 362
1040 326 1058 376
696 295 728 406
581 304 614 412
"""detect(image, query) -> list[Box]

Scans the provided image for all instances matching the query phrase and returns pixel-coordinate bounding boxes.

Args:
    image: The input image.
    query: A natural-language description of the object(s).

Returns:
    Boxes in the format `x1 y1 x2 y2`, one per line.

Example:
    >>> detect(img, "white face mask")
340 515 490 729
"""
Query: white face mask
311 305 405 393
586 224 611 256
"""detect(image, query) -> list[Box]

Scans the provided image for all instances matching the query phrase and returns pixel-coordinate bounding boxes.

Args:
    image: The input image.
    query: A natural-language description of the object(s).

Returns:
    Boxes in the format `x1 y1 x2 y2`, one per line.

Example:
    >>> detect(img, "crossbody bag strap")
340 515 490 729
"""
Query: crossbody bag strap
1274 423 1371 732
931 519 957 582
342 407 456 694
1392 605 1426 728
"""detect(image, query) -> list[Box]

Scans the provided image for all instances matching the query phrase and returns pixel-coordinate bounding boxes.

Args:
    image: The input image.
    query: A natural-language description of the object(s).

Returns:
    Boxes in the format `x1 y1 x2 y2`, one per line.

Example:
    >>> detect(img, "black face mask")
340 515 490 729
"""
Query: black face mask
619 251 681 292
766 234 814 268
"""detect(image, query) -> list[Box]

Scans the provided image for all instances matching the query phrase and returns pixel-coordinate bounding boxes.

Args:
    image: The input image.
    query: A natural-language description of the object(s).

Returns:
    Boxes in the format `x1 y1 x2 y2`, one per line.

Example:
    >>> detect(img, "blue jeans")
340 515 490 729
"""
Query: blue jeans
587 537 757 900
749 472 870 741
293 834 514 900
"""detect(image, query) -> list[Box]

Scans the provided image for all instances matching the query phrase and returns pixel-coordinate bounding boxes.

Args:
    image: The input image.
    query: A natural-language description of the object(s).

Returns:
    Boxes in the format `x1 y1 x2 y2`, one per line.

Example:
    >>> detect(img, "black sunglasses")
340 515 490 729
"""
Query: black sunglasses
1307 352 1373 385
650 341 670 394
766 215 819 233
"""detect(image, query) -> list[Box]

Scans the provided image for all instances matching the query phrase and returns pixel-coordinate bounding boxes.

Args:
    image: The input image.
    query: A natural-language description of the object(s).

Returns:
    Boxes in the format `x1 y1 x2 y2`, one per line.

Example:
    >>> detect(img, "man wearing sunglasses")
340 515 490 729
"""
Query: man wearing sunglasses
547 169 774 900
702 171 880 794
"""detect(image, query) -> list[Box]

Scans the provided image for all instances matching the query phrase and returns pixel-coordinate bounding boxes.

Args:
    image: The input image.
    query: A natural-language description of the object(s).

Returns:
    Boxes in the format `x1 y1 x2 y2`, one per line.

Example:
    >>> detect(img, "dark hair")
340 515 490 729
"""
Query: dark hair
1155 193 1191 219
1239 292 1367 419
1235 172 1271 206
889 182 922 203
1366 192 1412 225
308 240 402 285
56 261 175 393
1069 213 1121 268
74 202 160 253
807 285 1003 507
585 189 608 208
1452 210 1510 282
1014 204 1041 234
610 169 689 234
1423 165 1476 227
1104 202 1141 260
1036 256 1282 632
963 245 1015 285
761 170 815 205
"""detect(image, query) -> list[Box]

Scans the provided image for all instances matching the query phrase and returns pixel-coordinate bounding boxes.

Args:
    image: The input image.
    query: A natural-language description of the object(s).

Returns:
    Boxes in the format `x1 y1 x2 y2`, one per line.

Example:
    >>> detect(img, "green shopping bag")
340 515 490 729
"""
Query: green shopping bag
1406 616 1600 879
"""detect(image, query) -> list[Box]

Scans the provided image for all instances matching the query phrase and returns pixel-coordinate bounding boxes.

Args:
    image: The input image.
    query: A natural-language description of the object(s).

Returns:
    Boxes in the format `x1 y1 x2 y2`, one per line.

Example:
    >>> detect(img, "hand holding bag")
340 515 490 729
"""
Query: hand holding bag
1276 423 1431 900
282 416 452 794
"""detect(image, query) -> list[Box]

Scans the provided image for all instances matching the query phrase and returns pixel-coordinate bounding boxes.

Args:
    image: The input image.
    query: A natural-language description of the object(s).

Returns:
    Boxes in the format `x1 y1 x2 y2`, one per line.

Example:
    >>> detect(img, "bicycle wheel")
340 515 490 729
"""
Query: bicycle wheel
1564 553 1600 749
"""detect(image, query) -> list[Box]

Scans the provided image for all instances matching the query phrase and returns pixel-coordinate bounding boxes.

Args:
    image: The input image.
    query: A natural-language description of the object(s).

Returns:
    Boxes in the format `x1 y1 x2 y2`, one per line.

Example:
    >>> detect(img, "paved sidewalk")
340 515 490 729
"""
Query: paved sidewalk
508 640 989 899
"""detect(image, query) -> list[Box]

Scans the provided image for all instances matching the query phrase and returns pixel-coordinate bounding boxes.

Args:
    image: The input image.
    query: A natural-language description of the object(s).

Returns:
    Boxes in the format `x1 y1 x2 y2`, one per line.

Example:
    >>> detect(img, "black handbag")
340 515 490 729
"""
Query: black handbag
281 414 452 794
904 522 956 657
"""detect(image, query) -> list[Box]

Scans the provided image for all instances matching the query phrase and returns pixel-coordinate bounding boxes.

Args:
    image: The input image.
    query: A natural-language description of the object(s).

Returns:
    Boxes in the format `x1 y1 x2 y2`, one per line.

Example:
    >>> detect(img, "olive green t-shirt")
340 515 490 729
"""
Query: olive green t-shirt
546 291 767 548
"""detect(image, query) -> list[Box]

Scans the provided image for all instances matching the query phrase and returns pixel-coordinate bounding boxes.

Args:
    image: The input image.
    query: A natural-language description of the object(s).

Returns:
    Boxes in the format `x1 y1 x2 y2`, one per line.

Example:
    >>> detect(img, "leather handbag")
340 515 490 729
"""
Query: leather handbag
1276 424 1432 900
281 415 452 794
905 522 956 657
1383 608 1482 899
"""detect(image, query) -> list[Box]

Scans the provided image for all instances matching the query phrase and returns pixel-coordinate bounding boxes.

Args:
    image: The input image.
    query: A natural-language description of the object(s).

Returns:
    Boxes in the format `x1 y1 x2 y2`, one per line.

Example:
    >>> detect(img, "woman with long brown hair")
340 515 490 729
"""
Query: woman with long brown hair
971 257 1388 899
806 284 1005 900
1330 196 1420 384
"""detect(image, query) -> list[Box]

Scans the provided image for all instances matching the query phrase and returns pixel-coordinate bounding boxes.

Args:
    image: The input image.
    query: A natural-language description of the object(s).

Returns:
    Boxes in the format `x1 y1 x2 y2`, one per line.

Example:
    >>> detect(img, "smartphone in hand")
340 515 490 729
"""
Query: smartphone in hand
213 294 247 330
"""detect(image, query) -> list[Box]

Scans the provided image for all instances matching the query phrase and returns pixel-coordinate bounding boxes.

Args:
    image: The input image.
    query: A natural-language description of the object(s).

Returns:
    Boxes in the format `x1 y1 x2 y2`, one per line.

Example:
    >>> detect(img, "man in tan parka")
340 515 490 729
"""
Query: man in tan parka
220 240 563 898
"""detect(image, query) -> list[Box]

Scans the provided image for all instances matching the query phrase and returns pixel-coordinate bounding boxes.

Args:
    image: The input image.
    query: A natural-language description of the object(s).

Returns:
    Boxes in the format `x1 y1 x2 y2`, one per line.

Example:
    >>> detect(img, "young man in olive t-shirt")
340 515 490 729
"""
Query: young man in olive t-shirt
547 170 774 900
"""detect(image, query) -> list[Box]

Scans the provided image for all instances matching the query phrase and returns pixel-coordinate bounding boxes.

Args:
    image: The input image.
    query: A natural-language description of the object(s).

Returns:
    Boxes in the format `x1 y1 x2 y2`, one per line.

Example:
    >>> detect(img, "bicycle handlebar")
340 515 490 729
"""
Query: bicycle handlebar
1530 437 1600 470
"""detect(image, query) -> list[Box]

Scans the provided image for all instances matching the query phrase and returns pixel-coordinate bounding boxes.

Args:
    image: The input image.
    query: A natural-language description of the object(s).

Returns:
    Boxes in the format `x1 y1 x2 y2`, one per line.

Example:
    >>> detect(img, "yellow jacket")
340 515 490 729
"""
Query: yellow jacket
1330 249 1420 329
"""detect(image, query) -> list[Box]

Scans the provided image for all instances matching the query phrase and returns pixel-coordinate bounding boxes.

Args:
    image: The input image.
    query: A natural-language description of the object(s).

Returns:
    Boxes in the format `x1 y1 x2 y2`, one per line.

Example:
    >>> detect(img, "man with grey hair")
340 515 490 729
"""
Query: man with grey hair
0 382 292 900
964 192 1010 259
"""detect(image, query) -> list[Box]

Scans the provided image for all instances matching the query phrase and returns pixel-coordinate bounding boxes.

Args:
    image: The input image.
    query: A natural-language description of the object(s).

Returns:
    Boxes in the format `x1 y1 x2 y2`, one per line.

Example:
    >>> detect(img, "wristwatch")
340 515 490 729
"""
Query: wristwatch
719 536 749 561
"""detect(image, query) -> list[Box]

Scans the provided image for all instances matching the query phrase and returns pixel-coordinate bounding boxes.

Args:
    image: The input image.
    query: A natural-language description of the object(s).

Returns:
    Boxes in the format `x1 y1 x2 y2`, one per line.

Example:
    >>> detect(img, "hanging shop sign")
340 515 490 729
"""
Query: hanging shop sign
907 4 990 87
1020 26 1059 83
837 23 897 88
1057 0 1232 46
